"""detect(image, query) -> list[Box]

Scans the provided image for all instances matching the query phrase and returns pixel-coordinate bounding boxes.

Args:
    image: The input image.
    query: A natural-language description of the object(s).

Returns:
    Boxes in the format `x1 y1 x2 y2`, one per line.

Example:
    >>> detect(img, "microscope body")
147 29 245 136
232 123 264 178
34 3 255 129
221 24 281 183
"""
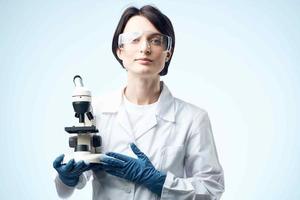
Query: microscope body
63 75 103 163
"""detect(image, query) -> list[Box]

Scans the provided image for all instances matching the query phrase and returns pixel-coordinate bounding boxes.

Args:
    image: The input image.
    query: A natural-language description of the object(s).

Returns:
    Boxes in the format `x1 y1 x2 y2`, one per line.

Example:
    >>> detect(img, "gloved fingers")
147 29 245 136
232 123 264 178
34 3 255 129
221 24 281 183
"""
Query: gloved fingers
89 163 103 169
106 152 131 162
53 154 65 169
101 156 126 167
89 163 104 172
81 162 95 171
101 163 124 172
61 159 75 173
58 174 79 187
71 160 86 173
130 143 148 161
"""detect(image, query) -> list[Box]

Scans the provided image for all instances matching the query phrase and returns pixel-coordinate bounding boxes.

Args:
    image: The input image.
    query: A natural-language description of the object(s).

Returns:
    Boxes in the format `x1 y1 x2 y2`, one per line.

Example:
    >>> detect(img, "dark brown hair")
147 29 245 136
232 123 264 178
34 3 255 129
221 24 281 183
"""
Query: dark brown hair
112 5 175 76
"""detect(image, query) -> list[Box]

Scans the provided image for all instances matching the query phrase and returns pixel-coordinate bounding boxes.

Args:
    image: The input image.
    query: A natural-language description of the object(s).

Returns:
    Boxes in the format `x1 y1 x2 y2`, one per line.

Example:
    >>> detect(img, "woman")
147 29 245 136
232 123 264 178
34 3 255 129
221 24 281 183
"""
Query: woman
53 5 224 200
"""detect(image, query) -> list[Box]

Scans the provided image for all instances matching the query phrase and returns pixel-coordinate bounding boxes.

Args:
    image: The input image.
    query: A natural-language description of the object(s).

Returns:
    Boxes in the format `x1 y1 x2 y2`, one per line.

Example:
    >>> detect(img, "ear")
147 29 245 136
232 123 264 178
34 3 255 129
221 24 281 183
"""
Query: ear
116 48 124 61
165 51 172 62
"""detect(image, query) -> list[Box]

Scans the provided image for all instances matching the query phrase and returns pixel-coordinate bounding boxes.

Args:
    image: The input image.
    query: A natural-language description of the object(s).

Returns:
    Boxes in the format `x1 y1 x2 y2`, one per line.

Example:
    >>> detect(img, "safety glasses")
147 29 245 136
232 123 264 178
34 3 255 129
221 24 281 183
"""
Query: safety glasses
118 31 172 52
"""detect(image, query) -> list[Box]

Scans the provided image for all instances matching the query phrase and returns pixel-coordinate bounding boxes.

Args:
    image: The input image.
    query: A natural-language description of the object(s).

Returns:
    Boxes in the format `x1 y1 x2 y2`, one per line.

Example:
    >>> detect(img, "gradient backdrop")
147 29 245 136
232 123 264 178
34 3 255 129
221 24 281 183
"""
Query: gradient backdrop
1 0 299 199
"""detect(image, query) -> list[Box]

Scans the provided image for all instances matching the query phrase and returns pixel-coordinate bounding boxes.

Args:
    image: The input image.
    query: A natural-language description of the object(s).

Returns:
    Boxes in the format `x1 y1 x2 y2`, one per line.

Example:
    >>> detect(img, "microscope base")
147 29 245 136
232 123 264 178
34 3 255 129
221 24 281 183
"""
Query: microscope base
63 151 106 164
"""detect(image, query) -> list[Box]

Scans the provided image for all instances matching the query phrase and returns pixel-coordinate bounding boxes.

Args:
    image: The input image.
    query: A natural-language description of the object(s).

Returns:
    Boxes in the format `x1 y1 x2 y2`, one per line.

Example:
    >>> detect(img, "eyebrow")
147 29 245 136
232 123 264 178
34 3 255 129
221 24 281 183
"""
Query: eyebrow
146 33 163 37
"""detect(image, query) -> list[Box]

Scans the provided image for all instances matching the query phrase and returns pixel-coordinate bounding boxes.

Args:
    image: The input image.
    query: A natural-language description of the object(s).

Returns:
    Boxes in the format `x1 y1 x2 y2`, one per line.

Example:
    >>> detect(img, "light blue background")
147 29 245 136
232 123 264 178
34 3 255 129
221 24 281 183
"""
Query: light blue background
1 0 299 199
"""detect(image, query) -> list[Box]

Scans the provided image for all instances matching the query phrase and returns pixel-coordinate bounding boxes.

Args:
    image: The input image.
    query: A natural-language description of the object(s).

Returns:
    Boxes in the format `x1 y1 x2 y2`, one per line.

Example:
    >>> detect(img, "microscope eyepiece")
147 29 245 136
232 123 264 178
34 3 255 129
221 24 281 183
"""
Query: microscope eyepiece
73 75 84 87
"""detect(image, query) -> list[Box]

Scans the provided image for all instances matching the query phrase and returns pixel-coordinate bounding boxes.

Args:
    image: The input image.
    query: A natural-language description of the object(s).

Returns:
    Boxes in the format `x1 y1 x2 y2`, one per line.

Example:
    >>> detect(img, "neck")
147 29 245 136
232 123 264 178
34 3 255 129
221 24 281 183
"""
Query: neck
125 74 161 105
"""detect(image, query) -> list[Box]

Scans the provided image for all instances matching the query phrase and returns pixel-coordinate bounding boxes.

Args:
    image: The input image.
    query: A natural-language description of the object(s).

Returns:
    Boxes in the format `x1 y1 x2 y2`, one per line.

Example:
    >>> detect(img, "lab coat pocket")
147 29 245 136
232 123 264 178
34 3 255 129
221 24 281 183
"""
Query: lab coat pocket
160 145 185 177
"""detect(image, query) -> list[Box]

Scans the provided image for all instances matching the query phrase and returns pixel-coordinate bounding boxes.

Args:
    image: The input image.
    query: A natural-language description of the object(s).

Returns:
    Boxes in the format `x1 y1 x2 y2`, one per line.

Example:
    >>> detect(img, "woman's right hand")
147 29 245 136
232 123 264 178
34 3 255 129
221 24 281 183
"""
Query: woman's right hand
53 154 91 187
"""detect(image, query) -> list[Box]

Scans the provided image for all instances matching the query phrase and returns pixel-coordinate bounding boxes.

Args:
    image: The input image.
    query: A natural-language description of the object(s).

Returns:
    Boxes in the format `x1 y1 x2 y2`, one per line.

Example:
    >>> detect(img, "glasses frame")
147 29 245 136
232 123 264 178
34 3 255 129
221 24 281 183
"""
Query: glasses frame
118 31 172 52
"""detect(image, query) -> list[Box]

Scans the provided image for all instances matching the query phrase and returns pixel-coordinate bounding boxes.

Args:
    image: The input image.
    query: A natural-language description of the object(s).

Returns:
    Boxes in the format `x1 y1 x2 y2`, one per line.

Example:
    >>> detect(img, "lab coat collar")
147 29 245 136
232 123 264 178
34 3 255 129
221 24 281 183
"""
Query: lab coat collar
156 82 175 122
100 81 175 122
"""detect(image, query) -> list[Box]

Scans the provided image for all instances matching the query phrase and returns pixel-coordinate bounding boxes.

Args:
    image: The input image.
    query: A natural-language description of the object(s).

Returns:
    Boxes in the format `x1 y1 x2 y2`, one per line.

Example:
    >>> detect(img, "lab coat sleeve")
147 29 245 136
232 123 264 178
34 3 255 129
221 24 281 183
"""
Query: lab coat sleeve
54 171 93 198
160 112 224 200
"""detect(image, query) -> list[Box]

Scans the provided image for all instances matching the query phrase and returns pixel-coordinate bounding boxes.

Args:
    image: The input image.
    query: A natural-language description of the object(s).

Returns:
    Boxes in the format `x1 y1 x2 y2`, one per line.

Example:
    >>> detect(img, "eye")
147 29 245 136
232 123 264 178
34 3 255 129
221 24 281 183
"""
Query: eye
150 38 162 45
131 38 140 43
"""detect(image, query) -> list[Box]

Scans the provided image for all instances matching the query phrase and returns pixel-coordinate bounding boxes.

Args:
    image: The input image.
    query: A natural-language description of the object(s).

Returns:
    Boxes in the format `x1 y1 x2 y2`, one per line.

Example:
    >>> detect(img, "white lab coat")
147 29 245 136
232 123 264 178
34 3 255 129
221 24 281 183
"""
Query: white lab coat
55 82 224 200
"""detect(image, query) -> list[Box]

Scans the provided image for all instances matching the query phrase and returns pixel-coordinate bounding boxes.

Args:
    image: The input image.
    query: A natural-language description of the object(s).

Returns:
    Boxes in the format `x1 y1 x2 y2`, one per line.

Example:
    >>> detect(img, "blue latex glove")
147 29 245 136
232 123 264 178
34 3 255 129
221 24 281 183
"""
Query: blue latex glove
101 143 166 196
53 154 92 187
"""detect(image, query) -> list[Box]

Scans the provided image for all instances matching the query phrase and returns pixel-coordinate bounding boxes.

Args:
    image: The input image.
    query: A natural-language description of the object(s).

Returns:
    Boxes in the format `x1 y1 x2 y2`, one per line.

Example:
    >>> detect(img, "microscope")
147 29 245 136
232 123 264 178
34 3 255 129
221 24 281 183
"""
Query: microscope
63 75 103 163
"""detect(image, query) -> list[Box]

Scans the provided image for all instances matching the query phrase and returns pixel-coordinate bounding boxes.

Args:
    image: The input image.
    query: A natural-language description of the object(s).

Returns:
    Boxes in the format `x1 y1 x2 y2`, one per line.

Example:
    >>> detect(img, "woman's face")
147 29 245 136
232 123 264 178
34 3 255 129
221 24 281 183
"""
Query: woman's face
117 16 170 78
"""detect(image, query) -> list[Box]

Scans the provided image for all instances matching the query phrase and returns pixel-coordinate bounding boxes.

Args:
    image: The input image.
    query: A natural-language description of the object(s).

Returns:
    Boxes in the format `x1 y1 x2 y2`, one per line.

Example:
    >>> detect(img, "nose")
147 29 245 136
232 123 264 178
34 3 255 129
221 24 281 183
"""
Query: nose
139 39 151 54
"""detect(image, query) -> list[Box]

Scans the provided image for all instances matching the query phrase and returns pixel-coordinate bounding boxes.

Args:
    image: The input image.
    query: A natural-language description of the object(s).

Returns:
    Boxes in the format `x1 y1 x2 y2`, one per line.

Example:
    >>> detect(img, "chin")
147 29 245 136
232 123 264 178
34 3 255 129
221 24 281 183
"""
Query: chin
132 69 158 77
127 64 162 77
133 65 154 73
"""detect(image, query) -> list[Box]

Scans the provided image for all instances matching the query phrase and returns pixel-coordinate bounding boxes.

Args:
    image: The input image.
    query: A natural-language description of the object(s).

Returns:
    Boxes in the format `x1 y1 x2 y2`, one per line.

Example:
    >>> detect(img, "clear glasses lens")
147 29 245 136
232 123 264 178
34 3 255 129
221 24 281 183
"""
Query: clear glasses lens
118 32 172 52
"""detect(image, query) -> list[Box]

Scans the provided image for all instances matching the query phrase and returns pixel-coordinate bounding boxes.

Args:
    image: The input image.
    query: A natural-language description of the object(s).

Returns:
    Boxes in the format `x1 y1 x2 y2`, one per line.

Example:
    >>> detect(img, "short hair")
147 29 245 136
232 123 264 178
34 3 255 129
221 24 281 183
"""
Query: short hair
112 5 175 76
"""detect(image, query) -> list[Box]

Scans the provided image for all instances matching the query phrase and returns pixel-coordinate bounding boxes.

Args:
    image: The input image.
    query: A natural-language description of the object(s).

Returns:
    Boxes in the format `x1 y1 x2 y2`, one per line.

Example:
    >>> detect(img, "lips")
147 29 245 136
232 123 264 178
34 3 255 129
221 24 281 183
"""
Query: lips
134 58 153 65
135 58 153 62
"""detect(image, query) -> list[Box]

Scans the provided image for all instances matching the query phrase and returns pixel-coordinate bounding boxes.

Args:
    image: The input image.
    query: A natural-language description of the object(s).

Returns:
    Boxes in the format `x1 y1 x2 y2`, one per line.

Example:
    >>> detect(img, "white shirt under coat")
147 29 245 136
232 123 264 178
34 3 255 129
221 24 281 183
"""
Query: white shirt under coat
55 82 225 200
